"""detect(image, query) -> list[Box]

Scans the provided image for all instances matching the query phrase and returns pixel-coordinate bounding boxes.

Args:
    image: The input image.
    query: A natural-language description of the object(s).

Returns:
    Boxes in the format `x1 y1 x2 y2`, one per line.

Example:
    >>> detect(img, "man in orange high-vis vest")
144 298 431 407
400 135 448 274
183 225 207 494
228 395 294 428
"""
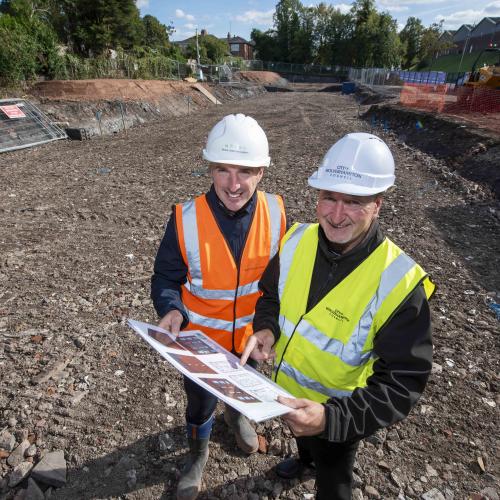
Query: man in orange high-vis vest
151 114 286 500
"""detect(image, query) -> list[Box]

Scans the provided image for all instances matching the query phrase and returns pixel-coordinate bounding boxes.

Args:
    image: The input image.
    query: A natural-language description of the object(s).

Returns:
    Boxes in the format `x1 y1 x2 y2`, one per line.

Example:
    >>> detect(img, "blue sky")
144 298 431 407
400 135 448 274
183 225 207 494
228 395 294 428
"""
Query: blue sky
135 0 500 41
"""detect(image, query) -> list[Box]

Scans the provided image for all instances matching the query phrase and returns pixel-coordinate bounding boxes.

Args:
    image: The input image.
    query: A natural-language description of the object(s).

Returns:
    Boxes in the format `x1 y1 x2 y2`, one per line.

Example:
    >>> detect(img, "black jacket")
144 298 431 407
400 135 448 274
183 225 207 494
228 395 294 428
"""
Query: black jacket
253 221 433 443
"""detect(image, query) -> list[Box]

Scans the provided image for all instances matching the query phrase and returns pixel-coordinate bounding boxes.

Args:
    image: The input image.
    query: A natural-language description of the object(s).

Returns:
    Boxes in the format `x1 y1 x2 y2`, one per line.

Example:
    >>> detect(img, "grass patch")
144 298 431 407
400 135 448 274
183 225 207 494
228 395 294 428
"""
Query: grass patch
420 51 500 72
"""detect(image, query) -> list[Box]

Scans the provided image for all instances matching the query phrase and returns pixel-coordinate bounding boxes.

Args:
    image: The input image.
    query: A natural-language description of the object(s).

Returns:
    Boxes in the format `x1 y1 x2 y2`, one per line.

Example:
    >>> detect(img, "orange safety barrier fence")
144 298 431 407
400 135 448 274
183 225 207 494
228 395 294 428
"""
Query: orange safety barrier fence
400 83 448 112
399 83 500 114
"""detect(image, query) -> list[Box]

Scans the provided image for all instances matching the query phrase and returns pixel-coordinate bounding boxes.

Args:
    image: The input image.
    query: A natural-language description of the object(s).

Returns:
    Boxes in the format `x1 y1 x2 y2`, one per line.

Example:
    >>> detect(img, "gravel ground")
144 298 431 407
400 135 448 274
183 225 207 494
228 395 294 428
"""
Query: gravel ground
1 91 499 500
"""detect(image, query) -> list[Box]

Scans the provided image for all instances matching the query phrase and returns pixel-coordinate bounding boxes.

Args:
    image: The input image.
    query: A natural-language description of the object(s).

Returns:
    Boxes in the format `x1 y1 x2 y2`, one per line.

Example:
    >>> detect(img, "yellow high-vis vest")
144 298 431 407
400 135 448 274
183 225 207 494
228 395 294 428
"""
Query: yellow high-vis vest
274 223 435 402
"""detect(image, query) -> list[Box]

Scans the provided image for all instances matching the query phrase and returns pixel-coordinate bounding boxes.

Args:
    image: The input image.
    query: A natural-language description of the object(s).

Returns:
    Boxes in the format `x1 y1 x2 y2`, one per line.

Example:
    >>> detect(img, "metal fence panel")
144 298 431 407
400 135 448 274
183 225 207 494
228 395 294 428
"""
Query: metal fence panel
0 99 67 154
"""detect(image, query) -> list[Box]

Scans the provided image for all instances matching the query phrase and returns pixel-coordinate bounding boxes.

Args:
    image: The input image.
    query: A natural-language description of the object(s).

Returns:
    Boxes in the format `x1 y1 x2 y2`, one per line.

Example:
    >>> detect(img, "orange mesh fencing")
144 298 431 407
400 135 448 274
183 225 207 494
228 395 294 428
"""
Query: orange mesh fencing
400 83 448 112
445 86 500 113
398 82 500 133
400 83 500 114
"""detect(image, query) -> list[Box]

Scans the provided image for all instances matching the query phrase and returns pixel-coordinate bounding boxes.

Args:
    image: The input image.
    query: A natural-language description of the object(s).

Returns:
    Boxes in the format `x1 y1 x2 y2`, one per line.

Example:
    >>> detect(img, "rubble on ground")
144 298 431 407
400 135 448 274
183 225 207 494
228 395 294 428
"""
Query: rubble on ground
0 88 498 499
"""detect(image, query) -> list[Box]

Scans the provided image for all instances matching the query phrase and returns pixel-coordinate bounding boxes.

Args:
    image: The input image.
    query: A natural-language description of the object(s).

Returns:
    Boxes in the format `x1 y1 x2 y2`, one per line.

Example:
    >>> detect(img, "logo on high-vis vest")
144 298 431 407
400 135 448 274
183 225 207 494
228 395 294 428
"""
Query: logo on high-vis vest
326 306 350 322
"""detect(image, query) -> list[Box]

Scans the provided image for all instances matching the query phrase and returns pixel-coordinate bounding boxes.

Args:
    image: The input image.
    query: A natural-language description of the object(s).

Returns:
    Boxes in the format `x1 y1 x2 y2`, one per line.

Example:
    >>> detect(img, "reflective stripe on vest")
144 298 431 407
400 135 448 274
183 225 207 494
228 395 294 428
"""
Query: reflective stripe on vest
266 192 283 259
274 223 434 401
181 193 283 300
183 279 260 300
276 360 353 398
185 308 255 333
176 191 286 352
278 223 309 298
278 251 418 367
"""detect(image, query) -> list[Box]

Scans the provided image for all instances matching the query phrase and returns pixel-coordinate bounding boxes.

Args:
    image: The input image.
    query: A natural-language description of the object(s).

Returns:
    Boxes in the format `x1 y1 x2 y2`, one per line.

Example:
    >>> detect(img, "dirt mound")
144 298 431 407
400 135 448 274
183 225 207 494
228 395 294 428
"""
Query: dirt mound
25 79 266 138
236 71 288 87
31 79 199 102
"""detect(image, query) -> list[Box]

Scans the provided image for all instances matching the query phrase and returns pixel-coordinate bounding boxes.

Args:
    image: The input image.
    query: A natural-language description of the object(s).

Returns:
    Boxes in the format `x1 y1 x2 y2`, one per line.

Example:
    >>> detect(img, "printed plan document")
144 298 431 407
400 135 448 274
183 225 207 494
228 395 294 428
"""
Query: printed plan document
128 319 293 422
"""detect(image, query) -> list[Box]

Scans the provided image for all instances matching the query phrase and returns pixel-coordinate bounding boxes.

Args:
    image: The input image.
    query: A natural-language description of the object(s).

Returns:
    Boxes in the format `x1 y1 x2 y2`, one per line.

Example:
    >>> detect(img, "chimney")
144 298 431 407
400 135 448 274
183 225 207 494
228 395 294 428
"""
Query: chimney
227 32 231 41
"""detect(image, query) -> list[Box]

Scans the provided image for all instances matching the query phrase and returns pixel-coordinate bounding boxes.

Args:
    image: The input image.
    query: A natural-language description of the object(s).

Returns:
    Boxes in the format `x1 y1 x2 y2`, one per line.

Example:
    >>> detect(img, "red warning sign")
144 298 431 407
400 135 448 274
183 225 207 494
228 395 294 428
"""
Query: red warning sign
0 104 26 119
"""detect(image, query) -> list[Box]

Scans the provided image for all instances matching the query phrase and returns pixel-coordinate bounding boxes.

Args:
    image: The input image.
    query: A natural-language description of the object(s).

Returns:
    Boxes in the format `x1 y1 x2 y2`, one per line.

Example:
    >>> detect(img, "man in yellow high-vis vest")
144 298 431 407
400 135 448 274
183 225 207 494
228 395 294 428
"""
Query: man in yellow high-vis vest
241 133 434 500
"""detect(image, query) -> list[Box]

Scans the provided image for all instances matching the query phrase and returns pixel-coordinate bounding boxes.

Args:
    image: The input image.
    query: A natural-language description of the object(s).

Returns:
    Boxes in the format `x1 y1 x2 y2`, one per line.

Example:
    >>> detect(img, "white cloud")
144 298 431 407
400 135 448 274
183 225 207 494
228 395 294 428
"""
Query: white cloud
484 0 500 15
334 3 352 14
135 0 149 8
235 9 274 25
184 23 197 30
176 9 195 21
384 5 410 11
379 0 447 5
434 2 499 29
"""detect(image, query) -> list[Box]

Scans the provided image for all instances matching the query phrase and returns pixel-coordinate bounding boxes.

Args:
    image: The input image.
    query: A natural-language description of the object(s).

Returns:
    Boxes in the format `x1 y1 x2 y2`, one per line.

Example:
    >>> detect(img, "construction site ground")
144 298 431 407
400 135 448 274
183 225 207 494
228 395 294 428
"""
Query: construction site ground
1 78 499 500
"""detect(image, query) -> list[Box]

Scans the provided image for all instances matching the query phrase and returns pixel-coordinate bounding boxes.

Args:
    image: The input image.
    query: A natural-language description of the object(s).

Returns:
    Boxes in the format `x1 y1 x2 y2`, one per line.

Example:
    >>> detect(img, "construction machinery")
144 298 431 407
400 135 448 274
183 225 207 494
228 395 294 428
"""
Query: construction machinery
465 47 500 89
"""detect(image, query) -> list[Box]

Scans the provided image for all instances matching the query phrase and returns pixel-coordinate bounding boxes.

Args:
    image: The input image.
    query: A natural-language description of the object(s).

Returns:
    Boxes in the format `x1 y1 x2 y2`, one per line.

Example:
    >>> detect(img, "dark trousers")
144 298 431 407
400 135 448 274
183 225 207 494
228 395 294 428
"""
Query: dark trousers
297 436 359 500
184 358 258 425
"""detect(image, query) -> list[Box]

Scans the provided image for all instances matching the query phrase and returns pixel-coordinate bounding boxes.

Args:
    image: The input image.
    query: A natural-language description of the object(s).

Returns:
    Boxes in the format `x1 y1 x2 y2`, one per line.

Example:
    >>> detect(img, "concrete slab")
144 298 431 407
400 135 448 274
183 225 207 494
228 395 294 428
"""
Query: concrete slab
31 450 66 487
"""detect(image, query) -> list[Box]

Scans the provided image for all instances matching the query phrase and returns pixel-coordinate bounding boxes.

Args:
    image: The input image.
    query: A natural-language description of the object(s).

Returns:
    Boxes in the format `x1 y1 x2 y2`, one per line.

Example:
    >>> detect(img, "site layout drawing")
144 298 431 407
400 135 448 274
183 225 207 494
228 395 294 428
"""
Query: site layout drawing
128 319 293 422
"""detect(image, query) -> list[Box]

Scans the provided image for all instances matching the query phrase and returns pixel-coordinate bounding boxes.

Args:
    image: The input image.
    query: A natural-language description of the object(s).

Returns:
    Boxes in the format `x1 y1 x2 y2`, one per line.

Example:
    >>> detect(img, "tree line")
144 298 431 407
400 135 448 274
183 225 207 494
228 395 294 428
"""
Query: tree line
252 0 451 70
1 0 452 85
0 0 191 83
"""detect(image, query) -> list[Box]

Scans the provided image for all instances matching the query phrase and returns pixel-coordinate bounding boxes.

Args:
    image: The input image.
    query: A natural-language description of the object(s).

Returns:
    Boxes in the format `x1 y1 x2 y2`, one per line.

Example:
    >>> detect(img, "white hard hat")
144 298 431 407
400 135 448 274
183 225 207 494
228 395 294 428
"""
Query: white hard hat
308 133 395 196
203 114 270 168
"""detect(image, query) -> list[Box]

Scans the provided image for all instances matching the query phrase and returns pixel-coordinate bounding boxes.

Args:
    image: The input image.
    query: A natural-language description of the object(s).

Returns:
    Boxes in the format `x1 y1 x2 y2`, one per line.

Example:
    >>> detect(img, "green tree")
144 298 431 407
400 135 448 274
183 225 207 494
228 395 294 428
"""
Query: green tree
313 3 354 66
350 0 378 66
417 21 449 69
70 0 143 56
44 0 79 48
0 9 62 83
141 14 170 53
349 0 401 67
186 35 228 64
371 12 402 67
0 14 39 82
0 0 50 21
274 0 302 62
400 17 424 69
251 28 280 61
290 5 315 63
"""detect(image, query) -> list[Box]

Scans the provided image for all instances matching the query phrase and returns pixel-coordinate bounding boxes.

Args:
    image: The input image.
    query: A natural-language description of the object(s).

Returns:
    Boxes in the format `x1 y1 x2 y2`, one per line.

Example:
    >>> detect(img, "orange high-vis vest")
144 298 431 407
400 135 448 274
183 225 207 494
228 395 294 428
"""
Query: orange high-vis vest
175 191 286 353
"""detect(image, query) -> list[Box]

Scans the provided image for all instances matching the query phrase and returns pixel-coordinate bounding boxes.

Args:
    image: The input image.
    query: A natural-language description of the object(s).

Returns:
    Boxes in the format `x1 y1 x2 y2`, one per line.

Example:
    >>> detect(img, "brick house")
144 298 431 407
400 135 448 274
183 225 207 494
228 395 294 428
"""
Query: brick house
174 29 254 60
222 33 254 60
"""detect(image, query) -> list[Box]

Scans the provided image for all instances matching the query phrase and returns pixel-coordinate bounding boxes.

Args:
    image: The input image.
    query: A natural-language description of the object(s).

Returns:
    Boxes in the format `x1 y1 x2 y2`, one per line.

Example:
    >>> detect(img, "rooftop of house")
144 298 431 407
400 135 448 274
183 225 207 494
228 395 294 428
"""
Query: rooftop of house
174 30 253 46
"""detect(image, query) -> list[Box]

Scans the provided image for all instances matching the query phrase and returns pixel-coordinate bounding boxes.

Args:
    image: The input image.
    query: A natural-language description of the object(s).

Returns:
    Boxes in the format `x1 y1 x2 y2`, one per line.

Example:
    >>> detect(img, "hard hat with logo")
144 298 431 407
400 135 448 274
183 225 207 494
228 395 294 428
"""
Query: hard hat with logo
308 133 395 196
203 113 271 168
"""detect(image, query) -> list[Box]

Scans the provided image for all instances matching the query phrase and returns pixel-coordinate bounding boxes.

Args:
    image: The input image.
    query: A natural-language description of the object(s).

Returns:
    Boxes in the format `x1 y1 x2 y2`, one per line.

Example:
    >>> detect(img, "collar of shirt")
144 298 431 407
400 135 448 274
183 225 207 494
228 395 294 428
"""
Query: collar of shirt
206 184 257 219
318 220 384 265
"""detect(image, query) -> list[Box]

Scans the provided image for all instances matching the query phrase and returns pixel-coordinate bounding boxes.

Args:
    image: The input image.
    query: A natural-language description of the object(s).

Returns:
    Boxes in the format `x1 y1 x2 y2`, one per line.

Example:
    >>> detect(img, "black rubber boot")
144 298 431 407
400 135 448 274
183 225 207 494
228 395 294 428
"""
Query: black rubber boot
177 418 212 500
176 437 209 500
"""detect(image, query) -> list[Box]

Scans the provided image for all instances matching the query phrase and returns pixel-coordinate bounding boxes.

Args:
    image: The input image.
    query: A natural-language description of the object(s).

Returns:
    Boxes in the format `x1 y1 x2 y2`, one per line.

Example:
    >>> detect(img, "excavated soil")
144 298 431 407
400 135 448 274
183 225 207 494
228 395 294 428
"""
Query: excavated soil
25 79 266 137
1 89 499 500
237 71 289 87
